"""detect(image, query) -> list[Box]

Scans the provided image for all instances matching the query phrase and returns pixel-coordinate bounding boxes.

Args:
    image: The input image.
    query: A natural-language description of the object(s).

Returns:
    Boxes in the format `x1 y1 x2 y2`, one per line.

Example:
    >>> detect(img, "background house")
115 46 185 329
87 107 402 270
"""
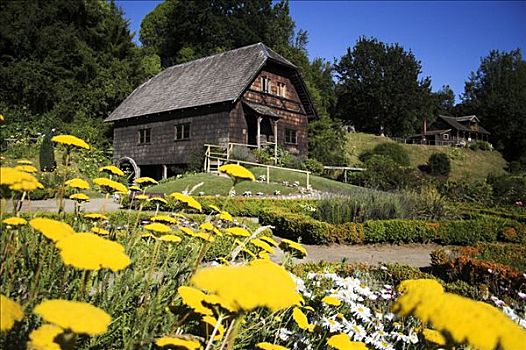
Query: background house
104 43 316 179
409 115 490 146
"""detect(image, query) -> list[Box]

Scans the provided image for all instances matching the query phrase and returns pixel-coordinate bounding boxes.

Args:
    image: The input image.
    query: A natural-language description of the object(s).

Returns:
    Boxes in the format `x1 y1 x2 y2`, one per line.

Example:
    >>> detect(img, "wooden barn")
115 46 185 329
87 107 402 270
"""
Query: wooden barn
408 115 490 146
104 43 316 179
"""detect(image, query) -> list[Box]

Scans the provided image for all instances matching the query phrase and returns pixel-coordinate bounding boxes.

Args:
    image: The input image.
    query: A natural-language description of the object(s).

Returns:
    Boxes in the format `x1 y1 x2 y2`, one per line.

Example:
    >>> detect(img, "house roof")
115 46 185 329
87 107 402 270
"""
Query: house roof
435 115 490 134
455 115 480 123
410 129 451 138
105 43 313 122
243 101 281 118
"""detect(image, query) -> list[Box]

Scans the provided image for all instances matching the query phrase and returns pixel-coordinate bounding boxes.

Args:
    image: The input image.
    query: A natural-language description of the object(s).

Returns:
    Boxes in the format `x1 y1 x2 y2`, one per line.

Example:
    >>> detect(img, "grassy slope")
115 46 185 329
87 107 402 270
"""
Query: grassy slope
148 169 374 196
346 132 507 180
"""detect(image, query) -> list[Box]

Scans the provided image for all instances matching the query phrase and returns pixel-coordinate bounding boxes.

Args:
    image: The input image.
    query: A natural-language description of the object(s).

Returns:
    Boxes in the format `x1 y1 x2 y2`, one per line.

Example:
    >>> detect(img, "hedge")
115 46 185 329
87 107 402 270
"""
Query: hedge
259 208 526 245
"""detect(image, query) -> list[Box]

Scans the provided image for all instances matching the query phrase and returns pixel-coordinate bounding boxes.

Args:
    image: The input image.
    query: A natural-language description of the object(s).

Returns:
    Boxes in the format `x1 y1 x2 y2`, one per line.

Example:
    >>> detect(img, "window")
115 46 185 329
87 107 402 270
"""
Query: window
443 133 449 140
138 128 151 144
277 82 286 97
285 128 297 144
174 123 191 141
261 76 271 93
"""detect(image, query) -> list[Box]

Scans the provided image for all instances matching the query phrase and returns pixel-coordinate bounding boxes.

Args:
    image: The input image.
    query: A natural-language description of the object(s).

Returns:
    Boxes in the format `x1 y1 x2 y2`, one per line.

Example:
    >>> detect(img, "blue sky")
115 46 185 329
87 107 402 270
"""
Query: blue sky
117 1 525 101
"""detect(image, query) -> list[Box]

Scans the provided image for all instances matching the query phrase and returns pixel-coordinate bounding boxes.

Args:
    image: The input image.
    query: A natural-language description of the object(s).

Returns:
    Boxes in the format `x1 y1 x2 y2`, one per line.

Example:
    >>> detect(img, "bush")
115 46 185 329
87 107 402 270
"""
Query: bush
476 141 492 151
439 178 493 204
487 173 526 206
360 143 410 166
428 153 450 176
39 131 56 172
303 158 324 175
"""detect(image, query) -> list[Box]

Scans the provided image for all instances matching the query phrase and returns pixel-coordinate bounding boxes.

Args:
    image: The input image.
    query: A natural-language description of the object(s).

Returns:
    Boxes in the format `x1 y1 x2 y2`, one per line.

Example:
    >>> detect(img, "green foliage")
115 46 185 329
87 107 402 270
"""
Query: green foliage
487 173 526 206
334 37 435 136
428 153 451 176
361 143 411 166
351 155 424 191
460 49 526 164
307 116 347 165
439 178 493 204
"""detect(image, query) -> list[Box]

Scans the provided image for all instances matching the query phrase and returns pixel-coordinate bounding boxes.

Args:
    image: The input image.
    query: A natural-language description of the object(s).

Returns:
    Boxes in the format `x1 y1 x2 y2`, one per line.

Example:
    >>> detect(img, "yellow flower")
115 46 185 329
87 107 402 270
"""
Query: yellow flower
169 192 202 211
30 218 74 242
259 236 279 247
151 215 178 225
135 177 158 186
0 294 24 331
15 164 38 173
98 165 124 177
208 204 221 212
292 307 315 332
55 232 130 271
91 227 109 236
135 194 149 201
144 222 171 233
322 296 342 307
129 185 142 192
155 336 201 349
65 178 90 190
177 286 213 315
27 324 63 350
195 231 215 242
250 238 275 254
225 227 250 237
178 227 195 237
200 222 222 236
327 334 368 350
93 178 127 194
279 239 307 258
148 197 167 205
257 343 289 350
201 315 224 340
258 251 270 259
159 234 182 243
422 328 446 346
0 167 44 192
2 217 27 226
191 259 303 312
51 135 90 150
218 164 255 182
218 211 233 222
83 213 108 221
17 159 33 165
393 279 526 350
34 300 111 335
0 114 4 122
69 193 90 202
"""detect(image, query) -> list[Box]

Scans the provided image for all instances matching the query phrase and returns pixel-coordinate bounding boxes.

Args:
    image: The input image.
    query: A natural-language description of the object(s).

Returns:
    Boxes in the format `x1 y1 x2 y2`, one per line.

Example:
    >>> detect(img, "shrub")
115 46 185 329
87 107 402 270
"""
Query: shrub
487 173 526 206
39 131 56 172
428 153 450 176
360 143 410 166
476 141 492 151
303 158 324 175
438 177 493 204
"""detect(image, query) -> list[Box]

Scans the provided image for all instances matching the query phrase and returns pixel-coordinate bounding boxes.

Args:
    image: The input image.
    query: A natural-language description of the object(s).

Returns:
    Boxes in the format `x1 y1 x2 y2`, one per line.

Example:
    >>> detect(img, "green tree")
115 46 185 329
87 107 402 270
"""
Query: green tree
307 116 347 165
459 49 526 164
39 130 56 172
334 37 435 136
428 153 451 177
434 85 456 115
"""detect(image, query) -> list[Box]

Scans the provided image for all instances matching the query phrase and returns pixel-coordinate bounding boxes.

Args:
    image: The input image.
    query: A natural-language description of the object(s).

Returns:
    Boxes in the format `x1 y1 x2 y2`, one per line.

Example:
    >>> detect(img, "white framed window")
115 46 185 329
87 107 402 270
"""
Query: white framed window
285 128 297 144
277 82 286 97
261 76 271 93
138 128 151 144
174 123 191 141
443 133 449 140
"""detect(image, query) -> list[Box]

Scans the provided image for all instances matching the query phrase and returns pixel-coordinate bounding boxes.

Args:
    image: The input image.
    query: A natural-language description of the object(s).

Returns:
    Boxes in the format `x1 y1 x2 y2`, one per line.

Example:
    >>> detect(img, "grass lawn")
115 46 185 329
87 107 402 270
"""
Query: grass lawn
147 169 376 196
346 132 507 180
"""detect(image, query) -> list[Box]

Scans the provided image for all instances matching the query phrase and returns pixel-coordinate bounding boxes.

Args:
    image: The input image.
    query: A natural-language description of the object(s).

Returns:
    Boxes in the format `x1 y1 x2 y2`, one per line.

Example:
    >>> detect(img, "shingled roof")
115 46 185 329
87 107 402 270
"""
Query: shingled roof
105 43 305 122
438 115 490 134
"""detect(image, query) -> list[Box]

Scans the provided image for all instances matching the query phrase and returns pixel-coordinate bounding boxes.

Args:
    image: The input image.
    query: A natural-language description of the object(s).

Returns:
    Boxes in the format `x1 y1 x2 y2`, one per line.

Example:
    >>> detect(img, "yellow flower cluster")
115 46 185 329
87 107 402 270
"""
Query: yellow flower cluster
327 334 368 350
84 213 108 220
148 197 168 205
16 159 33 165
65 178 90 190
322 296 342 306
15 164 38 173
2 217 27 226
99 165 124 177
93 177 128 194
144 222 172 233
279 239 307 258
69 193 90 202
1 294 24 331
151 215 178 225
34 299 111 335
155 336 201 349
56 232 130 272
257 343 290 350
292 307 315 332
218 164 255 182
422 328 446 346
51 134 90 149
30 218 75 242
393 279 526 350
135 176 158 186
170 192 202 211
1 167 43 192
250 238 275 254
27 324 63 350
225 227 250 237
191 259 303 312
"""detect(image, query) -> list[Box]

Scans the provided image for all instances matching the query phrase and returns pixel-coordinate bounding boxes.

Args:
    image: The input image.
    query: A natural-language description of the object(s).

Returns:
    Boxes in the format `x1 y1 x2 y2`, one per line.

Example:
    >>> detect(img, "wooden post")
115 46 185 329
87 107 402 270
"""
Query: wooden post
272 120 278 165
257 116 262 149
162 165 168 179
306 172 310 189
266 166 270 184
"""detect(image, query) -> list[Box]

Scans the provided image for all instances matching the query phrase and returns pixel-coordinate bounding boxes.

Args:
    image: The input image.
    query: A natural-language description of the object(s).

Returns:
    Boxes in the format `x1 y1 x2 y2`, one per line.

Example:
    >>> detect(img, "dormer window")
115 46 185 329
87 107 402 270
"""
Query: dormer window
277 82 286 97
261 77 271 93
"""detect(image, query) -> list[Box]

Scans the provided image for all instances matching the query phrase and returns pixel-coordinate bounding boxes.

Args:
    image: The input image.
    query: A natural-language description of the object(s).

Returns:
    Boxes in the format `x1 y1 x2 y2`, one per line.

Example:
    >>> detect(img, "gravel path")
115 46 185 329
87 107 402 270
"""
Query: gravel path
10 198 436 268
